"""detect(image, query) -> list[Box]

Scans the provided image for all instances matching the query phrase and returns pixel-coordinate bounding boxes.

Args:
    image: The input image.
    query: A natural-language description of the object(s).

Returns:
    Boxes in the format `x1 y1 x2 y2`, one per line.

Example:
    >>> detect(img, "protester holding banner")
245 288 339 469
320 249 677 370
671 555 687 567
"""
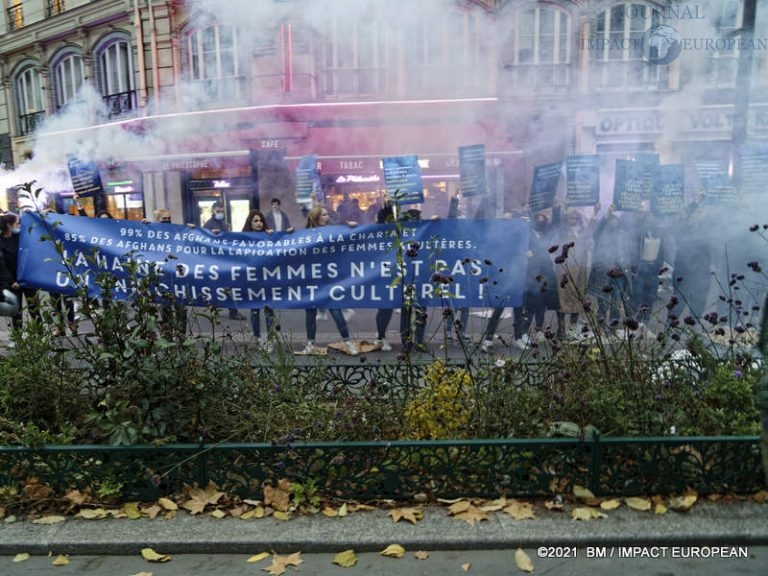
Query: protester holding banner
204 201 246 321
242 209 278 350
631 214 666 326
301 206 359 356
0 211 38 330
0 213 22 322
153 209 188 339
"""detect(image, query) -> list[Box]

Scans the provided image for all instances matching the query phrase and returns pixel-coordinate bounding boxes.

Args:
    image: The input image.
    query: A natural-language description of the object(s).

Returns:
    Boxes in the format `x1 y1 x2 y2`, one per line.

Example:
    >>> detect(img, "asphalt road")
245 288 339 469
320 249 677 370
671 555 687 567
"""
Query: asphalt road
2 547 767 576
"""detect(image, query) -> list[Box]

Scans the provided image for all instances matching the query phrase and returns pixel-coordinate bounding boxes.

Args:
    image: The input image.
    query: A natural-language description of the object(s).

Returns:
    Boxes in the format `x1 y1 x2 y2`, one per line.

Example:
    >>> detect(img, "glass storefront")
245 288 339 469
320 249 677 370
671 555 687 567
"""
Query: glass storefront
187 177 254 232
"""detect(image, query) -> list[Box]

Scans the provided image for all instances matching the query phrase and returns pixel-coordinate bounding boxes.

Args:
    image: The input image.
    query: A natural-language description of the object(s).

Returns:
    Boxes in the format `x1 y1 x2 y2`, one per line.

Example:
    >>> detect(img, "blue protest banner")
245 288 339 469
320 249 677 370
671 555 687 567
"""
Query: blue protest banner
528 162 562 212
694 160 736 205
18 213 530 309
295 154 319 202
613 159 643 211
458 144 486 197
565 155 599 207
382 155 424 205
635 153 659 199
66 155 104 198
651 164 685 216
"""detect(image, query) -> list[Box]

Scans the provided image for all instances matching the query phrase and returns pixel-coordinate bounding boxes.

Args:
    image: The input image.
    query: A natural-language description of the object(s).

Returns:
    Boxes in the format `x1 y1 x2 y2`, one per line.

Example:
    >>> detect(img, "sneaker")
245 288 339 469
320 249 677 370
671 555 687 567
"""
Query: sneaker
342 309 356 321
511 334 529 350
481 339 494 352
344 340 360 356
301 341 315 354
375 339 392 352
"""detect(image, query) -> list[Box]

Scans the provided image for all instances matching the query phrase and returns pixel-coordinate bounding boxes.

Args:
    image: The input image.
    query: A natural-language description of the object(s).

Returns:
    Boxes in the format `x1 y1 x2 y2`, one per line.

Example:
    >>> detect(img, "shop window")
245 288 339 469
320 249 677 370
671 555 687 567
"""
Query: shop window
185 24 246 104
14 63 45 136
503 6 571 92
95 36 136 118
53 52 85 111
318 13 394 98
590 3 668 90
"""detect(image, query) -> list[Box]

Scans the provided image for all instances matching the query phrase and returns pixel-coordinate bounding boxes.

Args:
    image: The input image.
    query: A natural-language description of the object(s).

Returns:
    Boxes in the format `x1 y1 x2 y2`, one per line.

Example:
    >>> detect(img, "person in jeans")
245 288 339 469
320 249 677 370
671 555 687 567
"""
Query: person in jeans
204 201 245 321
301 205 358 356
242 209 277 350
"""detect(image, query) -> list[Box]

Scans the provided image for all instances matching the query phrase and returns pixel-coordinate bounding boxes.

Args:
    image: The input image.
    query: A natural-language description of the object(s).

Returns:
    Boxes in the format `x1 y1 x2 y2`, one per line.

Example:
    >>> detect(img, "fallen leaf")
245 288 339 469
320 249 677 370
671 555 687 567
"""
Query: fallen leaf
141 548 172 563
64 489 88 507
210 509 226 519
182 482 225 515
414 551 430 560
337 502 348 517
333 549 358 568
129 572 153 576
32 515 66 525
502 500 536 520
625 497 652 512
389 507 423 524
380 544 405 558
600 499 622 510
158 497 178 511
123 502 142 519
13 552 30 562
263 479 292 512
544 499 564 511
322 507 338 517
263 552 303 575
452 506 489 526
142 505 162 519
668 494 697 512
573 485 595 499
436 497 463 504
247 552 270 563
515 548 535 573
480 497 507 512
654 503 668 515
273 510 291 521
448 500 472 515
77 508 109 520
52 555 70 566
462 562 471 571
571 506 605 520
752 491 768 504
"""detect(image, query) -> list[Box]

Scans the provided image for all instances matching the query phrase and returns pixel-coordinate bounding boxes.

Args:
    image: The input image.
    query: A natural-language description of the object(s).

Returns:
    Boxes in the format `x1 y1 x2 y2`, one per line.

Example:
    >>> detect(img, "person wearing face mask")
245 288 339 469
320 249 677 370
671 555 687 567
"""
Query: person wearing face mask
203 201 246 321
0 212 38 330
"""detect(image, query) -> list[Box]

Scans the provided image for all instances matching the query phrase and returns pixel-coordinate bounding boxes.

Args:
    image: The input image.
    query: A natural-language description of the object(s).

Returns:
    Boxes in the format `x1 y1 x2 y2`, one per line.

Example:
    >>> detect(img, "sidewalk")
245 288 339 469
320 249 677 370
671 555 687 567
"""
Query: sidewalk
0 500 765 555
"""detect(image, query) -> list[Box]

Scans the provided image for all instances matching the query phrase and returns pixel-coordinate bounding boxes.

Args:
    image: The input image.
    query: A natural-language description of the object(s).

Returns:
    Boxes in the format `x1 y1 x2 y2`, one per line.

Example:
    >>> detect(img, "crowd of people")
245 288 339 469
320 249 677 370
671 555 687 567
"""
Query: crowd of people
0 188 761 355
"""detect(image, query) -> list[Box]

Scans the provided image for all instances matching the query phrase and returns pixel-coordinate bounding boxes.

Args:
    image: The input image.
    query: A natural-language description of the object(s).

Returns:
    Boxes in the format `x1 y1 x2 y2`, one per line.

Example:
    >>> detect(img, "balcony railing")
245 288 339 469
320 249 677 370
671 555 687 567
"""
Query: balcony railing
103 90 137 119
46 0 65 18
18 111 46 136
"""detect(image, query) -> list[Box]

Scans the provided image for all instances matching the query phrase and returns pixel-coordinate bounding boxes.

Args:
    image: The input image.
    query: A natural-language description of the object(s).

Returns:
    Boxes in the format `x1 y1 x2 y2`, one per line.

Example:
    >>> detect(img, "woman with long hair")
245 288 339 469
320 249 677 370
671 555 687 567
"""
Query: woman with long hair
302 206 359 355
242 209 277 349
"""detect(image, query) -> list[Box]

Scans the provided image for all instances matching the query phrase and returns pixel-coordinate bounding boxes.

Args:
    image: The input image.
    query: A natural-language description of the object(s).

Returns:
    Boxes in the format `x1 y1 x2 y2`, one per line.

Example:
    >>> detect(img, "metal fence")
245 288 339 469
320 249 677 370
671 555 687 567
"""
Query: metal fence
1 435 761 503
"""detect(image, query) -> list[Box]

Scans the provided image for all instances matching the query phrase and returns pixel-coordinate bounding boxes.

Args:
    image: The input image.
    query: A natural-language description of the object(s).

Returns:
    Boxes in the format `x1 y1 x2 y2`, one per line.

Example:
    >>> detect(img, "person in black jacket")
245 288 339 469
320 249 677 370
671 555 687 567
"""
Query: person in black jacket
0 213 22 320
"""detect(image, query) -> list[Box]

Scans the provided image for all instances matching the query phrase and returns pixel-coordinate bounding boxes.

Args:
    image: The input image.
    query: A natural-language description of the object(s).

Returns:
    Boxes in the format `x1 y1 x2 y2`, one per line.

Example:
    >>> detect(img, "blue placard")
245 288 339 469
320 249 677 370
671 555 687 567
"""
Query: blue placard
635 153 659 199
613 159 644 211
382 155 424 205
458 144 486 198
528 162 562 212
694 160 736 205
66 155 104 198
651 164 685 216
295 154 319 202
739 142 768 196
17 213 530 309
565 155 600 207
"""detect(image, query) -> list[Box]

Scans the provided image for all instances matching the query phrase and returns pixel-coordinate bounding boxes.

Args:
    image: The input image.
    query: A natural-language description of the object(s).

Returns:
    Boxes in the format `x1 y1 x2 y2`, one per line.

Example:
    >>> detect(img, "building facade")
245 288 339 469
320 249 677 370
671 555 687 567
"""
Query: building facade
0 0 765 228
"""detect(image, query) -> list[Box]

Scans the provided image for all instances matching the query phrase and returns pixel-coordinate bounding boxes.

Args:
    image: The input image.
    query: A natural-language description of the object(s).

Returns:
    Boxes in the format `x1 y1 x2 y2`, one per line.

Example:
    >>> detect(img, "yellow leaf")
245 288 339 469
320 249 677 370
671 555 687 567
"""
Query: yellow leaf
333 549 358 568
273 510 291 521
130 572 153 576
380 544 405 558
448 500 472 515
13 552 30 562
322 507 337 517
210 509 226 519
337 502 348 517
141 547 172 563
389 508 423 524
182 482 225 515
625 497 652 511
573 485 595 499
32 515 66 525
655 503 668 515
462 562 471 571
502 500 536 521
77 508 109 520
752 490 768 504
414 551 430 560
158 497 178 511
52 555 70 566
141 505 161 519
123 502 142 519
571 506 605 520
668 494 697 512
247 552 270 563
453 506 489 526
479 497 507 512
263 478 293 512
600 499 622 510
262 552 303 575
515 548 535 573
